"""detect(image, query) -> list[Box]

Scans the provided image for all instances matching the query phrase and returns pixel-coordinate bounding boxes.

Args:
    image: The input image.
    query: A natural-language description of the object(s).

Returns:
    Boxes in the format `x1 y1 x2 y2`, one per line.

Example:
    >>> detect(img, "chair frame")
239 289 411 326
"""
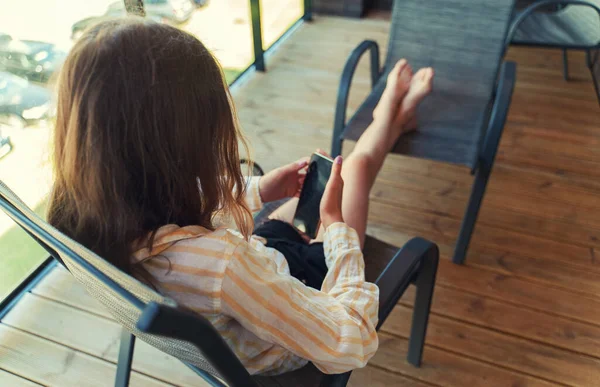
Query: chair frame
0 181 439 387
507 0 600 100
331 41 517 265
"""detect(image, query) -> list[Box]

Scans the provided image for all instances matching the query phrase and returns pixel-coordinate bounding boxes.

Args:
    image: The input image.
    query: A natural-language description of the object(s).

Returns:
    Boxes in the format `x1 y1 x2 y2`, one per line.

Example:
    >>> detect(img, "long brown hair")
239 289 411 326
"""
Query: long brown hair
48 18 253 274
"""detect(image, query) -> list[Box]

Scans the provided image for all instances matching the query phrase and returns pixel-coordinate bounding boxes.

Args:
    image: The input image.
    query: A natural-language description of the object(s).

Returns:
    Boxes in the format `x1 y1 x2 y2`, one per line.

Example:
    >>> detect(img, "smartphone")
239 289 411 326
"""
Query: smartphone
293 152 333 238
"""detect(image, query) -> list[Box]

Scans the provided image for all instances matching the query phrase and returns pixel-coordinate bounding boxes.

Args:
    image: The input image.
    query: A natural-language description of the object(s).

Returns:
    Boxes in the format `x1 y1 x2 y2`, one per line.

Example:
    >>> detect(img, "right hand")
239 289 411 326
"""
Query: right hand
320 155 344 230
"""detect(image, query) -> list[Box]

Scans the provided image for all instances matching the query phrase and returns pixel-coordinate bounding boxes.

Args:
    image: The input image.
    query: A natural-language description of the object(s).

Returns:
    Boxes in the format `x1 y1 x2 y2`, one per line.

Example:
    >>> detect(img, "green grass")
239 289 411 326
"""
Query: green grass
224 68 243 84
0 199 48 301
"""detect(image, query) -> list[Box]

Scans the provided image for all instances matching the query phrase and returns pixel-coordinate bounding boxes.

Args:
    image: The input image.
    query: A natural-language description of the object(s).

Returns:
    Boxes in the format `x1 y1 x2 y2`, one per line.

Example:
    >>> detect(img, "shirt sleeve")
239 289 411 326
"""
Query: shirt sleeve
244 176 263 213
220 222 379 374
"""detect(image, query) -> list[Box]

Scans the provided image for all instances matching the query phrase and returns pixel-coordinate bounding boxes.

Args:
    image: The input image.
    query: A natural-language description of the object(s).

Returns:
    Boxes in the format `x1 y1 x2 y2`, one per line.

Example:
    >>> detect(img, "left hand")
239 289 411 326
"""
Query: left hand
259 157 309 203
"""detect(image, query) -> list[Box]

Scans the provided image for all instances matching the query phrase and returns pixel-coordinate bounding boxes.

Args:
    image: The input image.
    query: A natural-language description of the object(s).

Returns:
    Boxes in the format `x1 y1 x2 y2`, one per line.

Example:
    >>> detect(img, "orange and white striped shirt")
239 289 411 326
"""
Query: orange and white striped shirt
131 177 379 375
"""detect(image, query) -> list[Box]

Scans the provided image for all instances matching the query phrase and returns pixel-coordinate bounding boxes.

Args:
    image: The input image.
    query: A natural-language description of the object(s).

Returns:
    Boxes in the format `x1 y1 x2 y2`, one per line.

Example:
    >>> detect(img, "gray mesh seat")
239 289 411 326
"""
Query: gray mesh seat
0 177 439 387
342 0 516 168
332 0 517 264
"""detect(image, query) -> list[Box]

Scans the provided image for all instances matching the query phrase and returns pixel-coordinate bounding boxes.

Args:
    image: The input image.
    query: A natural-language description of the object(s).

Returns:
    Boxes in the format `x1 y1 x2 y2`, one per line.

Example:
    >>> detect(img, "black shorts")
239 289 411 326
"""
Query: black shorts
253 220 327 289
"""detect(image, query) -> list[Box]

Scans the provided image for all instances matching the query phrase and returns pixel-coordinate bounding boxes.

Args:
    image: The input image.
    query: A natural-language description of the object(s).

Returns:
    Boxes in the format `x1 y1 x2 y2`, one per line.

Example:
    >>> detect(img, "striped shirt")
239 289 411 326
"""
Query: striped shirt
131 177 379 375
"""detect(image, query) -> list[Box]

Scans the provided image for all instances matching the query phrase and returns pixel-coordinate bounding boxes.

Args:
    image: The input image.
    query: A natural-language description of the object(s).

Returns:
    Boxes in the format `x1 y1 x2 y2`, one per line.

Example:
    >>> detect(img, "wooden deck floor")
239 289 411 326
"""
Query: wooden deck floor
2 15 600 387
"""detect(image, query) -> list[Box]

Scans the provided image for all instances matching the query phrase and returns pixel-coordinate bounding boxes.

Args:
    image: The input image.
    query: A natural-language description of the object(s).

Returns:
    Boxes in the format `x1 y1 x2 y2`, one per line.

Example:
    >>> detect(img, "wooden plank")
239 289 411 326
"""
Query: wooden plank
369 333 558 387
370 177 600 249
1 292 207 387
435 256 600 327
371 153 600 228
502 127 600 165
367 221 600 298
353 139 600 212
0 324 171 387
0 370 42 387
366 224 600 326
376 158 600 219
31 266 112 319
498 147 600 181
368 200 599 272
505 48 590 77
348 365 436 387
399 284 600 359
381 305 600 386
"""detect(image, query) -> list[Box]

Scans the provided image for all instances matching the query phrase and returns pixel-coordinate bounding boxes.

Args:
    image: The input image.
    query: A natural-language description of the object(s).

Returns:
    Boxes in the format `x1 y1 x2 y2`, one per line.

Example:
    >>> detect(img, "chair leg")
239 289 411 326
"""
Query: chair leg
562 49 569 81
115 329 136 387
407 248 439 366
452 164 491 264
586 49 600 105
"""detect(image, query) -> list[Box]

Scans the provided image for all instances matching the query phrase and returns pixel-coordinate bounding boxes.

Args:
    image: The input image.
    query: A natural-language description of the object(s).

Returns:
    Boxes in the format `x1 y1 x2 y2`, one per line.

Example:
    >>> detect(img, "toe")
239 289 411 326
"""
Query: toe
427 67 434 80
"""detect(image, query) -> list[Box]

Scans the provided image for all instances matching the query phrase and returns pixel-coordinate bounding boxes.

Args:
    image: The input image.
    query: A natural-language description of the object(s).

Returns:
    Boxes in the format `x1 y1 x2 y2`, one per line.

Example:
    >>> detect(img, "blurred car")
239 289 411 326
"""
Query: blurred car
0 72 52 129
0 128 12 159
0 37 67 83
0 33 11 45
71 0 195 40
191 0 209 6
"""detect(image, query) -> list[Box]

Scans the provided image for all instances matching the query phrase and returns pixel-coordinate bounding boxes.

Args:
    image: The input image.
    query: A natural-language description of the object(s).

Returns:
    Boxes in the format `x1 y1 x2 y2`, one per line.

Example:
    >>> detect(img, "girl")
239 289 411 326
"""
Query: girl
48 19 433 375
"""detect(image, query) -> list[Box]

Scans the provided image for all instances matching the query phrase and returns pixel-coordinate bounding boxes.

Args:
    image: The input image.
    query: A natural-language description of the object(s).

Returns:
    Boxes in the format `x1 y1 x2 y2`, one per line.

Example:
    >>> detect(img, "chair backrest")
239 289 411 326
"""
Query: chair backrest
509 0 600 48
385 0 516 100
0 180 252 385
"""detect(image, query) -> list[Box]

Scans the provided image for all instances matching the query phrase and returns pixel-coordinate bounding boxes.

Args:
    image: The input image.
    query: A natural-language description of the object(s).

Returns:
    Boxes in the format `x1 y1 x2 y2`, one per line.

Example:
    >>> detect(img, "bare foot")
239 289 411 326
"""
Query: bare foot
399 67 434 133
373 59 412 124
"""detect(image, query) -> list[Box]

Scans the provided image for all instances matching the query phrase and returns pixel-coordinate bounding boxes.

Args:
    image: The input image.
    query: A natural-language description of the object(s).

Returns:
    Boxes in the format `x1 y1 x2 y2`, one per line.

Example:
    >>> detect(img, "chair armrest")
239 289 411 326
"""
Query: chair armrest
375 237 439 327
319 372 352 387
505 0 600 49
331 40 381 157
137 302 257 387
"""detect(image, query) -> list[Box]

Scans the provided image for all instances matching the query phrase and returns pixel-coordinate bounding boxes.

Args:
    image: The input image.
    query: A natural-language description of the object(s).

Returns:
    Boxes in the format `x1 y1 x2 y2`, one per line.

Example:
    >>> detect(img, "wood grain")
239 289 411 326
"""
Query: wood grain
31 266 112 319
369 332 558 387
382 305 600 386
2 291 207 387
0 370 41 387
399 285 600 358
348 365 437 387
0 324 172 387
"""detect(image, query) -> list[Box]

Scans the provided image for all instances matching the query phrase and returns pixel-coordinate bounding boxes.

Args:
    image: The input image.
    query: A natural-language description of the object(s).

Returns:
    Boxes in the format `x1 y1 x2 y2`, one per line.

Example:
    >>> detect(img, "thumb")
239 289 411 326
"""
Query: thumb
329 156 343 183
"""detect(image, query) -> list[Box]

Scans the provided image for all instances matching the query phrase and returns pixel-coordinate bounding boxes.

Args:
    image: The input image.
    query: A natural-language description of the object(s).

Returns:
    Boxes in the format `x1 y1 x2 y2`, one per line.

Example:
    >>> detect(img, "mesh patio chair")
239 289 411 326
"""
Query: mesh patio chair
331 0 517 265
0 175 439 387
508 0 600 103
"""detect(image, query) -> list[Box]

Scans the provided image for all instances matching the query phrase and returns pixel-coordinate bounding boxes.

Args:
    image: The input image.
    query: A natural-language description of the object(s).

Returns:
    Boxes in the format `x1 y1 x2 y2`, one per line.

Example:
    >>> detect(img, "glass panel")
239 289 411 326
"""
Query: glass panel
150 0 255 84
261 0 303 49
0 0 115 301
0 0 259 301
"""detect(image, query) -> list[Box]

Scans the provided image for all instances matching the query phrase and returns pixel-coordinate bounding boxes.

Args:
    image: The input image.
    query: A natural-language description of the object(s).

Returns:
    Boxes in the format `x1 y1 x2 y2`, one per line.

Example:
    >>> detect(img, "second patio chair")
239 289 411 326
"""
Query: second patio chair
508 0 600 103
331 0 517 264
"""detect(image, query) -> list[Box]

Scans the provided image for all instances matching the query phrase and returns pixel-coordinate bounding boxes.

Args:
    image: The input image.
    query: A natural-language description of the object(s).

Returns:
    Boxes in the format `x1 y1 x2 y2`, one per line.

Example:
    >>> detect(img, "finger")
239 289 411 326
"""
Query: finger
329 155 343 182
323 156 343 198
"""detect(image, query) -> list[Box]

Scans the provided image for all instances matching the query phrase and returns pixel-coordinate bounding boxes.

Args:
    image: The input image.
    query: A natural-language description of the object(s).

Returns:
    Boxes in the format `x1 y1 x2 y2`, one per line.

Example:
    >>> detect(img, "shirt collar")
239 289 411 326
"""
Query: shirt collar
131 224 211 261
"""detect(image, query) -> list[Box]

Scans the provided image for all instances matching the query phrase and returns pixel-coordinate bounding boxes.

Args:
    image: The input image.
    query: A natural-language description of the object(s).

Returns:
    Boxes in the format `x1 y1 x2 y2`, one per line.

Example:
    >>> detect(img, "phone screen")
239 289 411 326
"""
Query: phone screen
293 153 333 238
